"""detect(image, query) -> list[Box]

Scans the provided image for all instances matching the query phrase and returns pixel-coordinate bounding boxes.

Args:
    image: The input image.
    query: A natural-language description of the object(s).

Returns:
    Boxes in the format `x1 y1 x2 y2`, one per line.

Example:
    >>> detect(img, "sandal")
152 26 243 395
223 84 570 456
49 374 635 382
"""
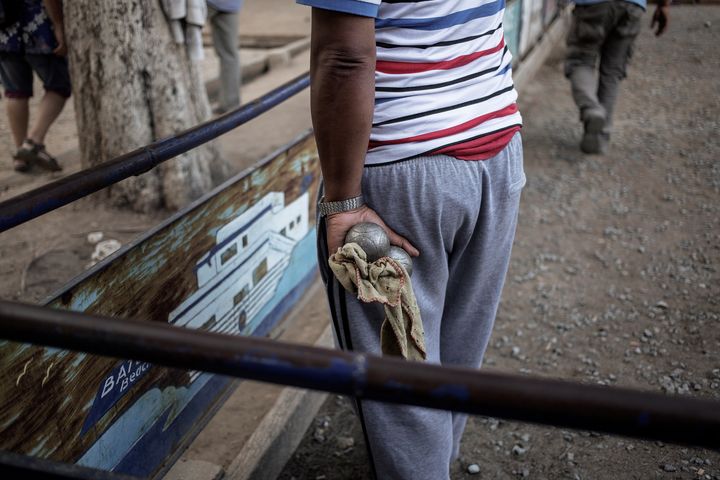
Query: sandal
11 153 30 172
13 157 30 172
16 139 62 172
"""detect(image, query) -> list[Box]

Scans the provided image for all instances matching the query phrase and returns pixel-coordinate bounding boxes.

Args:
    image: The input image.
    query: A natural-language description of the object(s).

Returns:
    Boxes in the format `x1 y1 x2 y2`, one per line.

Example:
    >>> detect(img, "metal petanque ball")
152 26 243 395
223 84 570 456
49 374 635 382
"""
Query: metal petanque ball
345 222 390 262
387 246 413 277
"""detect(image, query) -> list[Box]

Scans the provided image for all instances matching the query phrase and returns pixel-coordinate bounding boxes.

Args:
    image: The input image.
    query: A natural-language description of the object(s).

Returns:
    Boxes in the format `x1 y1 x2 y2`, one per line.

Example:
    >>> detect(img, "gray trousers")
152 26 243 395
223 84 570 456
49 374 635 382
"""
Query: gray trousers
208 6 241 110
565 1 643 130
317 133 525 480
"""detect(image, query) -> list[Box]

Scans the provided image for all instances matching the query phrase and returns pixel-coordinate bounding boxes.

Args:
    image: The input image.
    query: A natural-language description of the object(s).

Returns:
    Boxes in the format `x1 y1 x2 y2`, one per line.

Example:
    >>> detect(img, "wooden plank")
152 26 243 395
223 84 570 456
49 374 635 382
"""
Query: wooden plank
225 295 333 480
0 132 321 478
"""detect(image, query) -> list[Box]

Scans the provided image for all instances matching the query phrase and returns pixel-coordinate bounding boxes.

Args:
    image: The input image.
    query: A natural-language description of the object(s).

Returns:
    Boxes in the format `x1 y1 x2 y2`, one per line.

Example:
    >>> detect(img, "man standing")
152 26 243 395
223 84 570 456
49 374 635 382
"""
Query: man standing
0 0 70 172
207 0 242 114
297 1 525 478
565 0 669 154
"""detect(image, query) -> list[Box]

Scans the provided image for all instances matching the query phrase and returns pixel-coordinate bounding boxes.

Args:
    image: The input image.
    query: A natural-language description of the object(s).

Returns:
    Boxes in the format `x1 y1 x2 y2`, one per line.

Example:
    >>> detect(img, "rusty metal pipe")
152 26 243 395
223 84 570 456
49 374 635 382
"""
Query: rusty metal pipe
0 73 310 233
0 300 718 450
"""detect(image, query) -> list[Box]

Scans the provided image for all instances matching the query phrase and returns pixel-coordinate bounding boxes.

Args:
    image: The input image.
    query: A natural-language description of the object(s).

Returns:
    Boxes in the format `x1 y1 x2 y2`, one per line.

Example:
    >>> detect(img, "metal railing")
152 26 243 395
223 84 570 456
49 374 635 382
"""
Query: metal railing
0 73 310 233
0 450 139 480
1 300 718 451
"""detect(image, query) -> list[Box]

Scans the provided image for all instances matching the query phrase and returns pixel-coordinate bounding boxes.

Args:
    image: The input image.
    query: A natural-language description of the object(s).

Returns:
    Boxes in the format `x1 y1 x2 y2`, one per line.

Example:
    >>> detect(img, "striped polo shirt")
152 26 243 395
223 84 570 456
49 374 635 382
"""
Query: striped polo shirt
298 0 522 165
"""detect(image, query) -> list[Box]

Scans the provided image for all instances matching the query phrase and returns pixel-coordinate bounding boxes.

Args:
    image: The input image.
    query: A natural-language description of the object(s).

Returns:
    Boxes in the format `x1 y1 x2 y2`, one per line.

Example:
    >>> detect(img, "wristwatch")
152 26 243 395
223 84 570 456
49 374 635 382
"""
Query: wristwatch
318 194 365 217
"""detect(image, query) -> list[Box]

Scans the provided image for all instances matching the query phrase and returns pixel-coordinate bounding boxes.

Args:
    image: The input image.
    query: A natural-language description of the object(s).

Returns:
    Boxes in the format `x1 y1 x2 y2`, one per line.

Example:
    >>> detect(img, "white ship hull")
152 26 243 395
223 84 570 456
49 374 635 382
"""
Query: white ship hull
168 191 310 382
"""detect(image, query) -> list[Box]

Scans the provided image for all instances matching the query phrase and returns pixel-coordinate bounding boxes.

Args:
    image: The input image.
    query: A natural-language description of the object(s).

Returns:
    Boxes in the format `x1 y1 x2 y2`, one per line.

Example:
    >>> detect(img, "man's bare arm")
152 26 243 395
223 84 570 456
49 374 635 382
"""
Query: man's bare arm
310 8 418 256
310 8 375 203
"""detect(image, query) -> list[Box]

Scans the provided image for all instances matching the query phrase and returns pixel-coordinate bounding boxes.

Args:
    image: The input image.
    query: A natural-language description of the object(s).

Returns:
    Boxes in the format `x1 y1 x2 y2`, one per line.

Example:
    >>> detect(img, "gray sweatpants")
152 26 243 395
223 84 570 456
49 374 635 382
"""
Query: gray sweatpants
208 6 241 111
317 133 525 480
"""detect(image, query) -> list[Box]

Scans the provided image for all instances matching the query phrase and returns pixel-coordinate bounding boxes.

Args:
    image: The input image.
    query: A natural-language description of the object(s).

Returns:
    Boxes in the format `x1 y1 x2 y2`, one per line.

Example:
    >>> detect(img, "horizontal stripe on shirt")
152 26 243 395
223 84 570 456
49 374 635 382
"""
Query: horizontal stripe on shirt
369 103 518 148
376 23 502 49
367 124 522 165
372 84 515 127
375 0 505 30
377 47 509 93
376 37 505 74
433 124 521 160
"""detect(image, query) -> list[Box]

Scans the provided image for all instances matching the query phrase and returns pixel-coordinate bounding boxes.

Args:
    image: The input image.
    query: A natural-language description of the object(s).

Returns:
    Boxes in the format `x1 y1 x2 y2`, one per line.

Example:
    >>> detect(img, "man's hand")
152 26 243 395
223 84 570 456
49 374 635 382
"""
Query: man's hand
651 5 669 36
52 29 67 56
326 205 419 259
43 0 67 55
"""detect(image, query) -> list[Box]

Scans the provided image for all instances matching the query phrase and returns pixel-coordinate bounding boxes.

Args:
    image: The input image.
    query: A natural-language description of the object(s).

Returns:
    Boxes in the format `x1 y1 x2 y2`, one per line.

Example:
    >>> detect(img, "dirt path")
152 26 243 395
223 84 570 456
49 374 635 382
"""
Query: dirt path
279 6 720 480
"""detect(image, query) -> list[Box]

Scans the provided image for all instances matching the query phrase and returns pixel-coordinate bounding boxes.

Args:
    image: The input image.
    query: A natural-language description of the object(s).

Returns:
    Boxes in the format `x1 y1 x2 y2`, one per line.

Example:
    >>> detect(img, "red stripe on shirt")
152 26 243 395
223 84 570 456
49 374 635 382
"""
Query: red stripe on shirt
368 103 518 149
434 125 521 160
376 37 505 74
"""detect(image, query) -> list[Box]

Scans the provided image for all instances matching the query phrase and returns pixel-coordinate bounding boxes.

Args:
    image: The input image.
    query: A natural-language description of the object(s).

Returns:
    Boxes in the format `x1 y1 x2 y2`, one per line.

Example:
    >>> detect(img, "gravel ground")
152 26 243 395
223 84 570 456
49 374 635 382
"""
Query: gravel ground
279 6 720 480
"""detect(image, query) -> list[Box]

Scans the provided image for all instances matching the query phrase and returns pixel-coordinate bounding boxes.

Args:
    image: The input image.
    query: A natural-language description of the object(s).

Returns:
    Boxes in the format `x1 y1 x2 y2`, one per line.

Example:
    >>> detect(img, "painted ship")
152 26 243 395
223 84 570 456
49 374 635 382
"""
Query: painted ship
168 190 310 379
0 135 322 478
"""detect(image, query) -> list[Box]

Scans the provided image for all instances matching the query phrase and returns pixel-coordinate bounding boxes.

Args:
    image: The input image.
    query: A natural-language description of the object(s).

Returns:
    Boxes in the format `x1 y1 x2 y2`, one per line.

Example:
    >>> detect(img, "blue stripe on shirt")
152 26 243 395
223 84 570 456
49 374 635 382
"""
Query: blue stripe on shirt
297 0 380 18
496 63 512 76
375 0 505 30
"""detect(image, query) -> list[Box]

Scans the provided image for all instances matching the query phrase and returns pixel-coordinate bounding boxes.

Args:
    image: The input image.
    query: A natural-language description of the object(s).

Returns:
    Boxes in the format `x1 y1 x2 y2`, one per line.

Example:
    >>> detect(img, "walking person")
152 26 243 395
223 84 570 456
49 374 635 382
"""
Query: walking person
566 0 669 154
0 0 70 172
297 1 525 478
207 0 242 114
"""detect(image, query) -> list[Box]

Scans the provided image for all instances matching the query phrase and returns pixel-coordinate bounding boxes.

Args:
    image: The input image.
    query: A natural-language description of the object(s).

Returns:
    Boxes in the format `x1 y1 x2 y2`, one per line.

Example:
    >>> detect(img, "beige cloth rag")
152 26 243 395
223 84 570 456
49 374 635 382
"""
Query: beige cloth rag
329 243 426 361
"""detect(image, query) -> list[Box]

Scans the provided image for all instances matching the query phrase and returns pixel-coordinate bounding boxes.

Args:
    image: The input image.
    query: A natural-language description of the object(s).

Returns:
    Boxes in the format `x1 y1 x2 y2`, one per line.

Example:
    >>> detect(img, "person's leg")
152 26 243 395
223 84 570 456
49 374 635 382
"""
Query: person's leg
564 4 611 114
25 54 71 145
438 133 525 459
209 7 241 112
26 90 66 145
18 54 71 171
0 53 34 170
597 3 643 137
318 153 498 479
6 98 30 149
0 53 33 147
564 3 612 153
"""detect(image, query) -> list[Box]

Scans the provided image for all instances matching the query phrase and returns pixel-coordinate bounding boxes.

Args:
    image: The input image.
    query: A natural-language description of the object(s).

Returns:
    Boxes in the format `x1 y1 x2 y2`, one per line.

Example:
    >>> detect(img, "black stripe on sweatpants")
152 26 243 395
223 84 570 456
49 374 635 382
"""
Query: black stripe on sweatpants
338 286 379 480
318 206 378 479
318 216 346 350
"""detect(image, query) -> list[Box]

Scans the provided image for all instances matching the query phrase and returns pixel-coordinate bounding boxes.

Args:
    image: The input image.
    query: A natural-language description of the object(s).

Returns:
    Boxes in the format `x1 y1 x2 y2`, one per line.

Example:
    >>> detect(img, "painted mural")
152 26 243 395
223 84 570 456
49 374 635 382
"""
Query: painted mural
520 0 546 56
505 0 522 61
0 132 321 478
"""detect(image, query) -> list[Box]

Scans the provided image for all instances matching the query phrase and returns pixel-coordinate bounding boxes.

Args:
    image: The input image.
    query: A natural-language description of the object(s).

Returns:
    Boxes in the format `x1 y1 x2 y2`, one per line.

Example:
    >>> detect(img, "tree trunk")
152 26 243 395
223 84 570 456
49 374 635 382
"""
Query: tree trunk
65 0 229 211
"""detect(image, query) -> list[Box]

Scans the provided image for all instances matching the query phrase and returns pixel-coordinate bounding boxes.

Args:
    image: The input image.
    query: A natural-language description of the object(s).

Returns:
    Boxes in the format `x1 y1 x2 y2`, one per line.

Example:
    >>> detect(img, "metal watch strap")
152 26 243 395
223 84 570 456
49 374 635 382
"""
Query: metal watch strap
318 195 364 217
